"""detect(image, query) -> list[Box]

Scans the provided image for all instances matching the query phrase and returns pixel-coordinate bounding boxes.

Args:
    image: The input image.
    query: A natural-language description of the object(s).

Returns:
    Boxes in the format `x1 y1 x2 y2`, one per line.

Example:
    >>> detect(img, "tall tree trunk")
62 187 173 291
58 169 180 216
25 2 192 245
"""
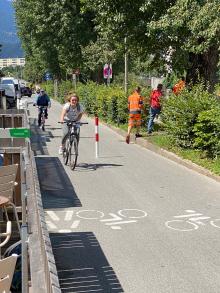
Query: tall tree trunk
186 45 219 92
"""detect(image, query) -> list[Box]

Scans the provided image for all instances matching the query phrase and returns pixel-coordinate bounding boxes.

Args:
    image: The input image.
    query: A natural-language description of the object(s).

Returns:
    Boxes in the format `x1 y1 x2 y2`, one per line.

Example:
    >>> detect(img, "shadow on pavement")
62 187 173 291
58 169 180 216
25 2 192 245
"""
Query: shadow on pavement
76 163 123 172
50 232 124 293
35 157 82 209
30 118 50 155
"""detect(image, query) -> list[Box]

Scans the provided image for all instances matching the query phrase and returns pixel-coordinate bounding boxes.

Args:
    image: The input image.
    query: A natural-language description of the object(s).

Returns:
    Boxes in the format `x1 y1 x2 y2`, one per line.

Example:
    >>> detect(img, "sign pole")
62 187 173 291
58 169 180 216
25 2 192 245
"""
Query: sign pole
124 37 128 95
95 116 99 158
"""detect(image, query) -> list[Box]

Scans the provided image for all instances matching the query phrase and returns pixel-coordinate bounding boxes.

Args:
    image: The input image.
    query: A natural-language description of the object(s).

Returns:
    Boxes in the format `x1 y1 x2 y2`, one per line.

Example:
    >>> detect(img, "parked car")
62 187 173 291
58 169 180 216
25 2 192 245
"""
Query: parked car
0 77 22 108
21 86 32 97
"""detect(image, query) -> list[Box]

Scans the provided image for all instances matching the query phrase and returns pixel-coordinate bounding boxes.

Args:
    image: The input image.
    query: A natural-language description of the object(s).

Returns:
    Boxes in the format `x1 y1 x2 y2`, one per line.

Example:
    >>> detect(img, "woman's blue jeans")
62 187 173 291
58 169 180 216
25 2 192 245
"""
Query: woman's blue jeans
147 107 161 133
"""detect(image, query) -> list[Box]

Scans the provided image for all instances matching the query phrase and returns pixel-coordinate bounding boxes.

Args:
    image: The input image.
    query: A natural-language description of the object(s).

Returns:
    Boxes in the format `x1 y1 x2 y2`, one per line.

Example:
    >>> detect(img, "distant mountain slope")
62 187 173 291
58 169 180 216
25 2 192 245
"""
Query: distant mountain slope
0 0 24 58
0 42 24 58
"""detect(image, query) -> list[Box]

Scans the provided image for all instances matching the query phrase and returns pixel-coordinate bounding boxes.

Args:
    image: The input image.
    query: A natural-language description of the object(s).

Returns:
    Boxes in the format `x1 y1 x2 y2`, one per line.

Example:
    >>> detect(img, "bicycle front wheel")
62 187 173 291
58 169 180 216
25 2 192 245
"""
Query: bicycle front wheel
41 114 45 131
63 138 70 165
70 136 78 170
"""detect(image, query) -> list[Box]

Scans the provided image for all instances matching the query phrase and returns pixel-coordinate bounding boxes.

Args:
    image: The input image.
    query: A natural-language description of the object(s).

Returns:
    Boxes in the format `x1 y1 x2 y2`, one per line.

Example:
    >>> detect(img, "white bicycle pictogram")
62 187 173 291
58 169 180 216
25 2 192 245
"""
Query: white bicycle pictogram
165 210 220 232
46 209 148 231
76 209 147 230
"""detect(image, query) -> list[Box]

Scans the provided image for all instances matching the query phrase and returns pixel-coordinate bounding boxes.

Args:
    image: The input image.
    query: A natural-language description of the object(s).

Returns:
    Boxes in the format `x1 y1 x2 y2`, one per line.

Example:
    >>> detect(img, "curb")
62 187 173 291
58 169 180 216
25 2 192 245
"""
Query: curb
105 123 220 183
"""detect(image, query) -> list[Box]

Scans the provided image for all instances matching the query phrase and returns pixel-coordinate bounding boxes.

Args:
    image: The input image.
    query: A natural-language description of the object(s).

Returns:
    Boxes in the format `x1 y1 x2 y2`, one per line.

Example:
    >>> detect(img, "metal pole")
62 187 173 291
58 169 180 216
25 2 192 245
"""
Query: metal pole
21 224 28 293
95 116 99 158
124 37 128 95
54 79 58 100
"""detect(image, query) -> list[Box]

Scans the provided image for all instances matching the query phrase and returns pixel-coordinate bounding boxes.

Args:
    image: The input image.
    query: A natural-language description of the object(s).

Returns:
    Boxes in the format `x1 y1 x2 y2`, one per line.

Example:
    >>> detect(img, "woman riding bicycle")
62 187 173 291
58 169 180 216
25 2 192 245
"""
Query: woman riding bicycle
59 92 84 154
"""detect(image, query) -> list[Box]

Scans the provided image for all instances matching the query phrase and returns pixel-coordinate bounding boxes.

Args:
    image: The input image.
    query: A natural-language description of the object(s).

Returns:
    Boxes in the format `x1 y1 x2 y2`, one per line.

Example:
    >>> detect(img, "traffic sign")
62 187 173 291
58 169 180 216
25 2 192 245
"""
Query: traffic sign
9 128 30 138
103 64 112 79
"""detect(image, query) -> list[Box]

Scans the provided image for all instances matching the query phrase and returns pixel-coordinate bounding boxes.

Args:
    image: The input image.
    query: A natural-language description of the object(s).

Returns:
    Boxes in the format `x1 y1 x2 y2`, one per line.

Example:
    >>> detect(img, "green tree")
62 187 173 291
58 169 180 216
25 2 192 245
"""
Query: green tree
14 0 96 80
87 0 220 90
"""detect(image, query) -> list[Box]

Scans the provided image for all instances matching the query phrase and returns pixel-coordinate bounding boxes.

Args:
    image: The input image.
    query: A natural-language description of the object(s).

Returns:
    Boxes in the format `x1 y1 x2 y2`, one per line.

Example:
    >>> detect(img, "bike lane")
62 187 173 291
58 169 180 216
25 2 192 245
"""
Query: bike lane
28 98 220 293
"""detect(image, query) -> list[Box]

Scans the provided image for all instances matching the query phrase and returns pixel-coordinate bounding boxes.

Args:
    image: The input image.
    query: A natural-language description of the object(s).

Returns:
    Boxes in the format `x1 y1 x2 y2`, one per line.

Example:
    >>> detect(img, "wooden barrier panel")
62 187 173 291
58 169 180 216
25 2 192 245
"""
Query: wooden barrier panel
3 154 21 206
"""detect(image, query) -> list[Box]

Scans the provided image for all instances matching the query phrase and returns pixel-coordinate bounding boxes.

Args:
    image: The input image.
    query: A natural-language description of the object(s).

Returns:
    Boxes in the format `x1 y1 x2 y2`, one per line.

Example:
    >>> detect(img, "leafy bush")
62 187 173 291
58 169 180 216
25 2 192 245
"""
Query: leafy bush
193 108 220 158
162 83 219 147
77 82 128 123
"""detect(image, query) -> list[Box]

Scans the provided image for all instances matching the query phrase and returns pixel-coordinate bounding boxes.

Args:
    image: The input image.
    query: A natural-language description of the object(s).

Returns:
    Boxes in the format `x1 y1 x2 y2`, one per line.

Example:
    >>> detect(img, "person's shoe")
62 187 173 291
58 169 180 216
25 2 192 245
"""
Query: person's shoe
58 146 64 155
147 131 152 135
135 133 142 138
126 135 130 144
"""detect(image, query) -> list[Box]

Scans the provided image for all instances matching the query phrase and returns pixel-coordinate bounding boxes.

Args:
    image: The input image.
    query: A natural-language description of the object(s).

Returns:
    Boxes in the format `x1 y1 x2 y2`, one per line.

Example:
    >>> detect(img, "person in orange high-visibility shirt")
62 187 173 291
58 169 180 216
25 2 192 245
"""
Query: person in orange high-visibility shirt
172 76 186 95
126 86 143 144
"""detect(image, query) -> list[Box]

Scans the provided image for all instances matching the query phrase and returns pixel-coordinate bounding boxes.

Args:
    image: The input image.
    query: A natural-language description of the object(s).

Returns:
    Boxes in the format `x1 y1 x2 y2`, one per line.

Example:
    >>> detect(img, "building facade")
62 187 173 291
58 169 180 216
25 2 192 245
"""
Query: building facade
0 58 25 69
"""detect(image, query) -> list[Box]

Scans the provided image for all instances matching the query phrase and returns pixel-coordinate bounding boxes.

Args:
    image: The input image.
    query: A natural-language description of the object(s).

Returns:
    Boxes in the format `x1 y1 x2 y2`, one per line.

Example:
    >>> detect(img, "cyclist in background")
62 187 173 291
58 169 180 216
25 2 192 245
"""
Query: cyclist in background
35 89 51 127
59 92 84 154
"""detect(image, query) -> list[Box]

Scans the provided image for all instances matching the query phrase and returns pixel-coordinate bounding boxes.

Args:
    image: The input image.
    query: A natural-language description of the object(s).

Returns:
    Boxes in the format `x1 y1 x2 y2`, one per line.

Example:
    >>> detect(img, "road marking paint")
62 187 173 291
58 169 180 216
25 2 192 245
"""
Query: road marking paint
64 210 74 221
105 220 137 226
165 220 199 231
189 216 210 225
46 211 60 221
46 220 57 229
174 213 203 218
76 210 104 219
71 220 80 229
100 213 122 222
118 209 147 218
59 229 72 233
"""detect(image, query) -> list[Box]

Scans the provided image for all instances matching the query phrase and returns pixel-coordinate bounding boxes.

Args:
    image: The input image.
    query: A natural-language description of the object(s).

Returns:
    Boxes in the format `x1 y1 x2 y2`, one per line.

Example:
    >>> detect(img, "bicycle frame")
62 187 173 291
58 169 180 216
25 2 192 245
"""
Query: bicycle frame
38 106 47 131
60 121 88 170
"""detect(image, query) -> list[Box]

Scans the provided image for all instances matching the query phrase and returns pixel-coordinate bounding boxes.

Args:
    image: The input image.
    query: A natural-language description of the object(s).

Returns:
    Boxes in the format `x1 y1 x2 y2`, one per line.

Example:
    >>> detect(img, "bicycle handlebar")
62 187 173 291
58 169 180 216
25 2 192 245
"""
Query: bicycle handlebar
58 121 88 125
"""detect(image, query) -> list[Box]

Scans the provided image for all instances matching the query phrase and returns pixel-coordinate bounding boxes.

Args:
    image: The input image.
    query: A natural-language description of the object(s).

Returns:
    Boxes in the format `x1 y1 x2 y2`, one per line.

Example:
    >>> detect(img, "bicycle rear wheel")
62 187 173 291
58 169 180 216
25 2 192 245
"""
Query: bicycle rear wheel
63 138 70 165
70 136 78 170
41 114 45 131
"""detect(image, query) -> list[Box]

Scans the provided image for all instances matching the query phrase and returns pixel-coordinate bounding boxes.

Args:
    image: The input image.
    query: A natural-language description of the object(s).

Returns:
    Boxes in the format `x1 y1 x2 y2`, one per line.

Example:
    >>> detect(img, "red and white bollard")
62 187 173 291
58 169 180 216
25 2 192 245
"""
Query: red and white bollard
95 116 99 158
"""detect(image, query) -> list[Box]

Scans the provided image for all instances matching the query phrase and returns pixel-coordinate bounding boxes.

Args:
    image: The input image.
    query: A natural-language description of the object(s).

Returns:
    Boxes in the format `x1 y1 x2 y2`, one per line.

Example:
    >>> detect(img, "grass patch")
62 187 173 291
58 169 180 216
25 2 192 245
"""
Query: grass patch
148 132 220 176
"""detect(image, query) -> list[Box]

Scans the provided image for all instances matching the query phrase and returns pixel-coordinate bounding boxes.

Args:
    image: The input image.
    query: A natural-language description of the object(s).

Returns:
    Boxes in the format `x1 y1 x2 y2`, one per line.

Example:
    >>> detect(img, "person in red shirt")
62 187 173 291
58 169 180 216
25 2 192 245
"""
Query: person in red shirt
126 87 143 144
147 83 163 134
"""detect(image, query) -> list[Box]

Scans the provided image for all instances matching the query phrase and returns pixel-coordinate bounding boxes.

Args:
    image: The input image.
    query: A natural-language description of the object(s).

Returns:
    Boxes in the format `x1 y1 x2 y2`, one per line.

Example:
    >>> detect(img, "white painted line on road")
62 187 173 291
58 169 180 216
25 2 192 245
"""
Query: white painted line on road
100 213 122 222
59 229 72 233
71 220 81 229
105 220 137 226
174 213 203 218
47 211 60 221
111 226 121 230
118 209 148 218
64 210 74 221
76 210 104 219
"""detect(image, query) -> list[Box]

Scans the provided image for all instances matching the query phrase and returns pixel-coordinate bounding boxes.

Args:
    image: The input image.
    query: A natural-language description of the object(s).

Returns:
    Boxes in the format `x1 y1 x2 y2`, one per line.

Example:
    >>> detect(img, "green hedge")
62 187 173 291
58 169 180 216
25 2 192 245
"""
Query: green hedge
162 84 219 148
193 107 220 158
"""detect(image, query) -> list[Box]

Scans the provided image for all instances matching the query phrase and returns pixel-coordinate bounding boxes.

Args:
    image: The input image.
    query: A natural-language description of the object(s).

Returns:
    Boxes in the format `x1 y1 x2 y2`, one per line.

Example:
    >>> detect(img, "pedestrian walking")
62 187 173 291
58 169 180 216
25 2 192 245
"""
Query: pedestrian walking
147 83 163 134
126 86 143 144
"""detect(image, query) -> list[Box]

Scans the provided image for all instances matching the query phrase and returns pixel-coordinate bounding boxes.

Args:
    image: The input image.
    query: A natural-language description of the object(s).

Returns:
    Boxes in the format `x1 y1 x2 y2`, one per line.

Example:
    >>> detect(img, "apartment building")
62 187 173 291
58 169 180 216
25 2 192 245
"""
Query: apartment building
0 57 25 68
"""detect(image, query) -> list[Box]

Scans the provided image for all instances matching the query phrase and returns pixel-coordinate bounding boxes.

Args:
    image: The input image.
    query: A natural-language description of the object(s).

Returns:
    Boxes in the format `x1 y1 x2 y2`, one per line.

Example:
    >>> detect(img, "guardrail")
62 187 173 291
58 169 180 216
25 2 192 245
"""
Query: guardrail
0 106 61 292
30 151 61 293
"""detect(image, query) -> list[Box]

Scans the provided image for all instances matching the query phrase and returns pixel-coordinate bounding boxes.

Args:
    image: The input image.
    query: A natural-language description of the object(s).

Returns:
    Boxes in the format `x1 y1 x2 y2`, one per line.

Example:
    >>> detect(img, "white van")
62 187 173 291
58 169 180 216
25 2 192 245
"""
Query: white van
0 77 21 108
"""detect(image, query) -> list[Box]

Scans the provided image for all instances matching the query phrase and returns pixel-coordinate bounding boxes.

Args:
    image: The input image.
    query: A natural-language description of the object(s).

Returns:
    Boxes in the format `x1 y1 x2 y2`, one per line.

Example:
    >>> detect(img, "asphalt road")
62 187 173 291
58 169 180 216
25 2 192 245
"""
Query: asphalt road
28 97 220 293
